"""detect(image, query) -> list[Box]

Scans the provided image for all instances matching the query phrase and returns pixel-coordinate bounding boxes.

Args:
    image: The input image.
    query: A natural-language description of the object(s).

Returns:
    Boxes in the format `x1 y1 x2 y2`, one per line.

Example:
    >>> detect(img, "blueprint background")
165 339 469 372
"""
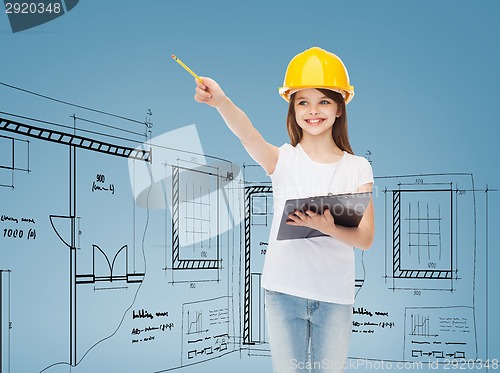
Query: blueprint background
1 1 499 372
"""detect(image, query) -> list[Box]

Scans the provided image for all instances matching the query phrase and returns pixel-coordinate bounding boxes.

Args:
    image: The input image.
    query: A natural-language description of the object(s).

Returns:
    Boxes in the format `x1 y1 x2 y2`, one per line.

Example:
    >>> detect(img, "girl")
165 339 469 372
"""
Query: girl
194 47 374 373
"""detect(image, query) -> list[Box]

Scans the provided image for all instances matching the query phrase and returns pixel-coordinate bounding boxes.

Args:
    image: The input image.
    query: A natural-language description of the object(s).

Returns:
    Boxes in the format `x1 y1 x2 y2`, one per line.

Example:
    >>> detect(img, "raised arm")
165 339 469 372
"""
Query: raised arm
194 77 278 175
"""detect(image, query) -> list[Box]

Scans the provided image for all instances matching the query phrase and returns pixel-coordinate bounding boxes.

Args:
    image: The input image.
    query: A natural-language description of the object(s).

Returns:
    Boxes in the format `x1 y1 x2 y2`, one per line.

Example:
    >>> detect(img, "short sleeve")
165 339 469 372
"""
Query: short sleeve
268 143 292 179
357 156 374 188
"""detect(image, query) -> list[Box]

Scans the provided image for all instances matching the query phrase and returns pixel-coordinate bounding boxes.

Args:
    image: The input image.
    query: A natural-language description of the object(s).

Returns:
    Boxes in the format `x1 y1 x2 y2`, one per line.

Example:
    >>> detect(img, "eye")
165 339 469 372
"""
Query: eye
297 100 308 106
320 100 331 105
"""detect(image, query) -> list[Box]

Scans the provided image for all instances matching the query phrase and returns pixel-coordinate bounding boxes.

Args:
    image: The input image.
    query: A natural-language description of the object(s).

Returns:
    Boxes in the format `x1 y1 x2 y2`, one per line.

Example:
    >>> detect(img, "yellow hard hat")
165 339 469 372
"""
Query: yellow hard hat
279 47 354 104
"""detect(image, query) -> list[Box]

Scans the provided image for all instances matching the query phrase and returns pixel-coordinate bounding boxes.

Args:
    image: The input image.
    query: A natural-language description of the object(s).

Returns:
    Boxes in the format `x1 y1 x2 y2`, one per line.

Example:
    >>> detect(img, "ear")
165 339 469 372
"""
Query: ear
336 107 342 118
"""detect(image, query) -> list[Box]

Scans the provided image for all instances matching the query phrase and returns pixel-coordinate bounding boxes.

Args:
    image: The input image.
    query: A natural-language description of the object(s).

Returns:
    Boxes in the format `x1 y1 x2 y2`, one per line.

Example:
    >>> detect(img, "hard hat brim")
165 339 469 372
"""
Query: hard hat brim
278 86 354 104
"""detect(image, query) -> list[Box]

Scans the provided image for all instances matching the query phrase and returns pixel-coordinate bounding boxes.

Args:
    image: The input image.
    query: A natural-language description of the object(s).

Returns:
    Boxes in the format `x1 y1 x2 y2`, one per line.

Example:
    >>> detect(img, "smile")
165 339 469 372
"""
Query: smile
305 118 325 125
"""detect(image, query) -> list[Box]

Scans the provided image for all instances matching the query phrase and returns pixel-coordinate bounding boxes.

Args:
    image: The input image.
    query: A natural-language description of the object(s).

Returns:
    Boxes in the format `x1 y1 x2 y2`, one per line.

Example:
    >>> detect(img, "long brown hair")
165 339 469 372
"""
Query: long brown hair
286 88 353 154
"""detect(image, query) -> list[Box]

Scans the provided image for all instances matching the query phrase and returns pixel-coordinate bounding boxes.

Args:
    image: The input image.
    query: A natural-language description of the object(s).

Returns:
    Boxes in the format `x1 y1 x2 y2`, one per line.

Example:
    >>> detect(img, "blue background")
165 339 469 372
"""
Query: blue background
1 1 499 372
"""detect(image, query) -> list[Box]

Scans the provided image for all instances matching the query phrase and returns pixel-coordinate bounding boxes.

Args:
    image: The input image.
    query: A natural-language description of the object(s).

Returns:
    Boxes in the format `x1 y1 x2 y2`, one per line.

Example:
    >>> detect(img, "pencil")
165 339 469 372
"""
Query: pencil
171 54 202 82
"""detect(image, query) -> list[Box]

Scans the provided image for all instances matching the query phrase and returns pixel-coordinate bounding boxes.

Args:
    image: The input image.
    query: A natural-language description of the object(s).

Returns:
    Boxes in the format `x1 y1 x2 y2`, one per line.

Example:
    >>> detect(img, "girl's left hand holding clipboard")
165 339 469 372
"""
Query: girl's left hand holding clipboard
287 209 337 236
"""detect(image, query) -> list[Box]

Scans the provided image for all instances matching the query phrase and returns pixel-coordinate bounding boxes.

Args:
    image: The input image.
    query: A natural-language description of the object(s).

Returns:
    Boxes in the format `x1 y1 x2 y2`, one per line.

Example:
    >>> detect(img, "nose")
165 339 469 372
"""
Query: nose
309 104 319 115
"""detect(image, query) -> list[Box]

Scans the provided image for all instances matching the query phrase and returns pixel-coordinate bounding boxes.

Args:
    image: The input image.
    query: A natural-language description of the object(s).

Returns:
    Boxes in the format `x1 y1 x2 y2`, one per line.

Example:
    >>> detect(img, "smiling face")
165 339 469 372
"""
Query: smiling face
285 88 353 153
293 88 341 140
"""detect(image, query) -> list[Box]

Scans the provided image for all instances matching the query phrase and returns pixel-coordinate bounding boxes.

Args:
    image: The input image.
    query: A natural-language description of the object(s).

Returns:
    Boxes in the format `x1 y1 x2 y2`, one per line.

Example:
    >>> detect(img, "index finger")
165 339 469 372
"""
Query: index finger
195 77 206 90
305 210 317 216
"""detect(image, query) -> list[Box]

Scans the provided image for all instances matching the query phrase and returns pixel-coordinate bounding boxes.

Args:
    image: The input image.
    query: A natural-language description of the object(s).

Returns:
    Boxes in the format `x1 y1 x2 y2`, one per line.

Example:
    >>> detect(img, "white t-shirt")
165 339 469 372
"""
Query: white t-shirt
261 143 374 304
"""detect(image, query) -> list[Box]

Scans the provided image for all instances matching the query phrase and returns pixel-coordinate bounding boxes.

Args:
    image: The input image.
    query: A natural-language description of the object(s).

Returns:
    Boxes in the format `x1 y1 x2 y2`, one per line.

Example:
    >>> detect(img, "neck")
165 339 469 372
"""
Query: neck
299 133 344 162
300 133 341 153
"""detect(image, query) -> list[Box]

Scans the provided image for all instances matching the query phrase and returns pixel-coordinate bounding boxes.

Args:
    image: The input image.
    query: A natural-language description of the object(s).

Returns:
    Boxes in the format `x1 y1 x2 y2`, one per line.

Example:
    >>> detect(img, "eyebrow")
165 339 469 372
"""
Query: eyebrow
295 95 331 101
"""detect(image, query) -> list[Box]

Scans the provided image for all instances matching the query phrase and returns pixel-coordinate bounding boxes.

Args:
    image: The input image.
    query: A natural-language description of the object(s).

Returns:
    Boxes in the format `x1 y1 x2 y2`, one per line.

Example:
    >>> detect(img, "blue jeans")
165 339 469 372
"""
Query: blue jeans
265 290 352 373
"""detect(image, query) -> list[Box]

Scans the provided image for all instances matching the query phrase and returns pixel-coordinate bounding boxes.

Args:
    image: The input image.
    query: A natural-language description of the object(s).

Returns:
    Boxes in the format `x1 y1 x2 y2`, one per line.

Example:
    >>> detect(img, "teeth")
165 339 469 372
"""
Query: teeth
308 119 322 123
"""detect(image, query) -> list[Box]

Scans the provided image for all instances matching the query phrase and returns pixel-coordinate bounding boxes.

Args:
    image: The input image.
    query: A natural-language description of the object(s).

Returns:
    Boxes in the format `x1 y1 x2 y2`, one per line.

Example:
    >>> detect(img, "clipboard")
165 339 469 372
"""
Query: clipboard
276 192 372 240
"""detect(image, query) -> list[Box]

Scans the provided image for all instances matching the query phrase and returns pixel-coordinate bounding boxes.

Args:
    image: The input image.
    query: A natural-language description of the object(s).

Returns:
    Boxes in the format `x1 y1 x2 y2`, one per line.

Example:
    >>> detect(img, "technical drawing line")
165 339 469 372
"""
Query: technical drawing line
38 185 152 373
0 81 146 126
409 314 437 337
0 270 11 373
469 176 479 360
72 114 146 138
69 143 77 365
355 250 366 298
426 203 430 260
390 188 456 281
170 165 221 270
0 277 2 373
393 191 401 275
406 201 444 264
48 215 72 248
0 111 147 149
91 244 128 281
0 133 30 190
383 169 494 335
0 134 30 169
375 172 475 180
438 205 442 261
243 185 272 345
93 286 128 291
149 143 232 165
187 311 207 334
154 350 237 373
0 115 151 162
485 186 489 367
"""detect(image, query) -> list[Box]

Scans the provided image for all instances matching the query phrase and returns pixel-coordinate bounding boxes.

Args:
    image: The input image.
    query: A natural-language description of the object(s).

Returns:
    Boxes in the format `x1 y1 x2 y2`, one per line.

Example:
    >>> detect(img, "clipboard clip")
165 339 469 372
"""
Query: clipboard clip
309 192 334 197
